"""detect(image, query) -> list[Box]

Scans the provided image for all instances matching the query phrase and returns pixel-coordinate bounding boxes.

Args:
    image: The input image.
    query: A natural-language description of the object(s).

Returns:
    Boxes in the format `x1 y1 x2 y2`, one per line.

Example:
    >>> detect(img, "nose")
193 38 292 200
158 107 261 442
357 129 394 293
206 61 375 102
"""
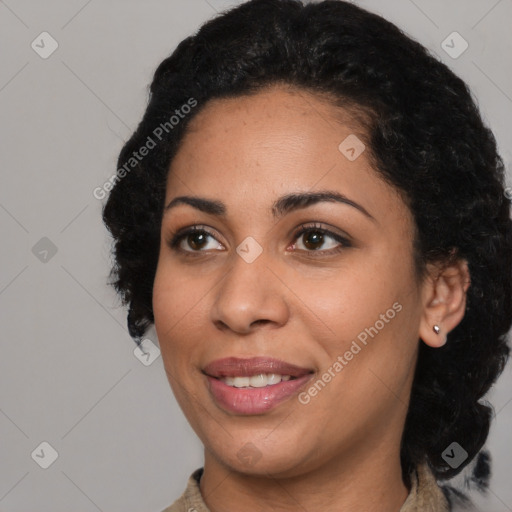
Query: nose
210 250 289 334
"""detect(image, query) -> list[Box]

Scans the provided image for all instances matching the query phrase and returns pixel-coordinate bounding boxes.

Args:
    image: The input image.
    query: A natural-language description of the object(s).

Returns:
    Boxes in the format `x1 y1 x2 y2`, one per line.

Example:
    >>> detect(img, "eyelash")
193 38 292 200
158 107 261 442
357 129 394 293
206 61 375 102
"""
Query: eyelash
166 222 351 258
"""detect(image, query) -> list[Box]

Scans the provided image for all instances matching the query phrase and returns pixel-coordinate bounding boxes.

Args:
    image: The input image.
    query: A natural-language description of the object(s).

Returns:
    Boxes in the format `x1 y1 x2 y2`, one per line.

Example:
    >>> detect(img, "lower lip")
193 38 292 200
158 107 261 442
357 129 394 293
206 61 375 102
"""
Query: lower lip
206 374 313 415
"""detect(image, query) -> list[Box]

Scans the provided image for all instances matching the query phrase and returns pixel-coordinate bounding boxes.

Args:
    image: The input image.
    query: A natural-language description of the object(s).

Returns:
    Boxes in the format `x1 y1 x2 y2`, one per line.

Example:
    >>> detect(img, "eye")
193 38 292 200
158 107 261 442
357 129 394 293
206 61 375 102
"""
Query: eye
168 226 224 254
167 222 351 257
290 223 351 255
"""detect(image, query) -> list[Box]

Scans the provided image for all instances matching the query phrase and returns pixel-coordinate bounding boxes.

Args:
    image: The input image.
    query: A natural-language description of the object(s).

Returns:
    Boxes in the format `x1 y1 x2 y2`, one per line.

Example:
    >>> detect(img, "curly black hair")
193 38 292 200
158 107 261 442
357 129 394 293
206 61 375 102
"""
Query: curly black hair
102 0 512 492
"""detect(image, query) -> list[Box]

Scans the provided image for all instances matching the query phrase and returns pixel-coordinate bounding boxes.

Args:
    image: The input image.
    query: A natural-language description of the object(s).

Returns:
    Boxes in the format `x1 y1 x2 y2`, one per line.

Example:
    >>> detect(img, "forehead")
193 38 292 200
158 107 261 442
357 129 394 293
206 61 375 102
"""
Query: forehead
166 85 410 228
170 85 363 182
183 84 365 146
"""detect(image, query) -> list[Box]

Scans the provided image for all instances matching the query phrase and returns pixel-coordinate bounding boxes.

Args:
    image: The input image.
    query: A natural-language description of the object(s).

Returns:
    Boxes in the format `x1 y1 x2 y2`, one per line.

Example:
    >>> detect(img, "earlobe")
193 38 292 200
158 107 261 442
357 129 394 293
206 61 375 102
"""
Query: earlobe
429 323 446 347
419 259 470 348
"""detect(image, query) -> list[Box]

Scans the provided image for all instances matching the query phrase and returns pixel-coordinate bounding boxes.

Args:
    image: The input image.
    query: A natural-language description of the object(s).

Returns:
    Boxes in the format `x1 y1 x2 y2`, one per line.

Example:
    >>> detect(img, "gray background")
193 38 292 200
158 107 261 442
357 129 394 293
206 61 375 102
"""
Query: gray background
0 0 511 510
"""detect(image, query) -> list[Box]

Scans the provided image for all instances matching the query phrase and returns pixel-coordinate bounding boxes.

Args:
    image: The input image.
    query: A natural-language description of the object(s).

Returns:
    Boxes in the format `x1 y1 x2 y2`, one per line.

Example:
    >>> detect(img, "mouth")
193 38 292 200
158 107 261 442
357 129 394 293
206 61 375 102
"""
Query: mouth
203 356 314 379
202 357 315 414
218 373 294 388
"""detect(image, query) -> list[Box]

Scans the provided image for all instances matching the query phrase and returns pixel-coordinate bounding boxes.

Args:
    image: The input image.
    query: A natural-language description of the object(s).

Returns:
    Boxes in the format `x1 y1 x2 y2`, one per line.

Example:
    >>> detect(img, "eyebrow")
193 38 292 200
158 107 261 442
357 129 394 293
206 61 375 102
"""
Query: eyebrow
164 190 376 222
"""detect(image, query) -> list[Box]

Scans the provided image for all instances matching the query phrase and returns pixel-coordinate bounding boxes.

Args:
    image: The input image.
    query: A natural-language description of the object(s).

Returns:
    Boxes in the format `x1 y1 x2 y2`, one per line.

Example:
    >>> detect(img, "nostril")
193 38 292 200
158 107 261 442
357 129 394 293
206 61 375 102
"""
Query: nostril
250 319 271 327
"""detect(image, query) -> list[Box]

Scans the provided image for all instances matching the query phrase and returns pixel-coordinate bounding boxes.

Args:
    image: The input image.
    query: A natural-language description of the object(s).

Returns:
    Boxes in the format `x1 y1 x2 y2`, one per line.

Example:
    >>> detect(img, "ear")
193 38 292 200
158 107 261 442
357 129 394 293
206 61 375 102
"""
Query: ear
418 258 471 348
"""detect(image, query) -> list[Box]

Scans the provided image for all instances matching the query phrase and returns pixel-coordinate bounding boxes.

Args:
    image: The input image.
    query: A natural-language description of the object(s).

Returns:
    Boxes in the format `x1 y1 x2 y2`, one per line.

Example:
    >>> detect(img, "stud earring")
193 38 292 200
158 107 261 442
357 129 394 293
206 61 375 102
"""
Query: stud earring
433 325 440 335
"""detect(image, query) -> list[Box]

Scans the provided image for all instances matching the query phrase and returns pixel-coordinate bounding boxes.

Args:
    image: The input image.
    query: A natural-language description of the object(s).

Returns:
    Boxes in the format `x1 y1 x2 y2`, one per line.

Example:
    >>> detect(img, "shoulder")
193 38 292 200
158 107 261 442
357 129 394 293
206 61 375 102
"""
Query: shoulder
160 468 208 512
400 463 451 512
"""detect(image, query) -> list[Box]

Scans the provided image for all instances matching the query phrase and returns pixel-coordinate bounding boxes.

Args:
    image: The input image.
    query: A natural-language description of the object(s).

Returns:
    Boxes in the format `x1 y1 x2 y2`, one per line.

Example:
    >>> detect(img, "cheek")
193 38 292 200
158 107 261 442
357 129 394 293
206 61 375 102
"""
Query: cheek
152 264 200 372
153 259 203 335
295 265 401 344
152 276 179 345
152 266 206 409
296 251 419 387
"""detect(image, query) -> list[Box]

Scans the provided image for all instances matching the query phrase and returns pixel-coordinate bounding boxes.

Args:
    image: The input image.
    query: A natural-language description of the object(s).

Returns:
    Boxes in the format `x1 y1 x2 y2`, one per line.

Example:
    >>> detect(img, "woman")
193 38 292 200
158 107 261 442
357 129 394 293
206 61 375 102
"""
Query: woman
101 0 512 510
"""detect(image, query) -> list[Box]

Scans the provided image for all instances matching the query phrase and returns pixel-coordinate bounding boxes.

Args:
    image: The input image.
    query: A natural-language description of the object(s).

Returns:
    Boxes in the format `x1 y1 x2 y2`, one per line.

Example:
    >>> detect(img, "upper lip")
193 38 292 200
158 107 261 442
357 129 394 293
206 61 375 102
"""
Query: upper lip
203 357 314 379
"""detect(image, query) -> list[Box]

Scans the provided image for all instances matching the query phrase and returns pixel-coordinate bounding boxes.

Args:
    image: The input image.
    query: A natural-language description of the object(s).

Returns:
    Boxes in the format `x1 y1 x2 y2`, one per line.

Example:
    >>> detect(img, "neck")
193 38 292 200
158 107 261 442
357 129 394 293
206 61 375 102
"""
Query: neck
199 439 409 512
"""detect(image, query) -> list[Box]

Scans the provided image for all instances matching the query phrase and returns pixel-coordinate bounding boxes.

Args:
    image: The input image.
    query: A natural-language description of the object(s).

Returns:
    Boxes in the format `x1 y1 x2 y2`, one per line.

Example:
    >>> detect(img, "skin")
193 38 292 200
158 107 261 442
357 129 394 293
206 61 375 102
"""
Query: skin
152 83 469 512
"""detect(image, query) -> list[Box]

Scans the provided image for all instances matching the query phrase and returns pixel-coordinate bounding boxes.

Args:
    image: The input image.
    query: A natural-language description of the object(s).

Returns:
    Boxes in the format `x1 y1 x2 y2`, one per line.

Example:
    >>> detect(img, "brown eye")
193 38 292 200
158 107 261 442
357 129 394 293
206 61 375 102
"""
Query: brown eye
187 232 209 250
292 223 352 256
168 226 224 254
302 230 325 250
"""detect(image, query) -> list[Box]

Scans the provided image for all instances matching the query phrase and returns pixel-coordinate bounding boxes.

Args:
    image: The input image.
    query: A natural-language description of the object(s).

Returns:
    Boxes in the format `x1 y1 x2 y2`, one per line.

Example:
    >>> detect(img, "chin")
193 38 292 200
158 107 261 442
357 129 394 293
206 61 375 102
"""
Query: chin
205 434 315 478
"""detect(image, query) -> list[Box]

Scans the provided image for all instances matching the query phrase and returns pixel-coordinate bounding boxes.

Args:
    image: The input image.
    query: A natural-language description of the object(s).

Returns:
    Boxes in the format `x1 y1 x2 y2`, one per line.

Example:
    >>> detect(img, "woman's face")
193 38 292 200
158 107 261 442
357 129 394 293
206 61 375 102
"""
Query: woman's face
153 85 426 477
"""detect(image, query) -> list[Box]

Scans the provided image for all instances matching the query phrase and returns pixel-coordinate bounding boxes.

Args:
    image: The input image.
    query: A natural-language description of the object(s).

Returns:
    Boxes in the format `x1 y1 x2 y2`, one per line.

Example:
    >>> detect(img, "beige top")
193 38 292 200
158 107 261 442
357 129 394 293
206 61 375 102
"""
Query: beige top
161 463 450 512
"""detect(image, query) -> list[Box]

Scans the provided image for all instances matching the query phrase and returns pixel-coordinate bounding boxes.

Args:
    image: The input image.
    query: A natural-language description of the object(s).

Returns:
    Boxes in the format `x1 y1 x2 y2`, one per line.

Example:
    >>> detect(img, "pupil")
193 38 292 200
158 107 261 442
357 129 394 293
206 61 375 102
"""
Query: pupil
304 231 323 250
189 233 207 250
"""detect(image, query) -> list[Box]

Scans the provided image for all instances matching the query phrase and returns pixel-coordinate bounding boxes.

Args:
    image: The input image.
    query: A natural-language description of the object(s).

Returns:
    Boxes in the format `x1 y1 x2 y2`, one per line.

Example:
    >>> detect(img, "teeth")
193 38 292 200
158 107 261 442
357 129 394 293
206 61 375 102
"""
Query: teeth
221 374 292 388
